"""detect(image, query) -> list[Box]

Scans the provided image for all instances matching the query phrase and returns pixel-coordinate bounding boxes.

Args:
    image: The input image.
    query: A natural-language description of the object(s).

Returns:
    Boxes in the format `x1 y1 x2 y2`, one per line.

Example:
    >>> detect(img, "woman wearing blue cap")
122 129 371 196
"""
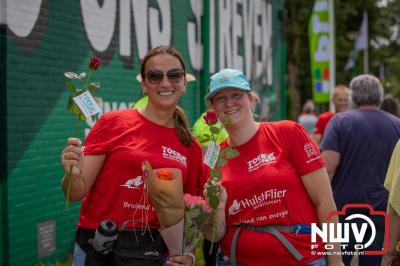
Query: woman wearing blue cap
203 69 343 265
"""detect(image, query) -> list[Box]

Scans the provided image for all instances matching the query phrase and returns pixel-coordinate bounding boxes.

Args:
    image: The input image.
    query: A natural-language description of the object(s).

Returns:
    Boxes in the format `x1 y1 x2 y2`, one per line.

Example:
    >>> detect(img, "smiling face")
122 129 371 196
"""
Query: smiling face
141 54 186 110
210 88 253 128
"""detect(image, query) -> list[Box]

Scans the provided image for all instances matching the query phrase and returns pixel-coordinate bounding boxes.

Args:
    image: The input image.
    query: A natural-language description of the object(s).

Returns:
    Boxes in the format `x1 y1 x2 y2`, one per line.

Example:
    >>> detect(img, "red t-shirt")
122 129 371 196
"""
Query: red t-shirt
313 111 334 136
78 109 202 230
219 121 325 265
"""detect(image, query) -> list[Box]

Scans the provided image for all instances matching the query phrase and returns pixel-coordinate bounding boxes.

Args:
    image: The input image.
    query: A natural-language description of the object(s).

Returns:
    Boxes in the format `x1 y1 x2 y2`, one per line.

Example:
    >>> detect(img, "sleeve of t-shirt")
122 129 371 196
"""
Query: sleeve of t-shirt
384 139 400 192
319 115 340 152
313 116 323 134
184 140 203 196
282 122 325 176
83 113 123 155
384 140 400 215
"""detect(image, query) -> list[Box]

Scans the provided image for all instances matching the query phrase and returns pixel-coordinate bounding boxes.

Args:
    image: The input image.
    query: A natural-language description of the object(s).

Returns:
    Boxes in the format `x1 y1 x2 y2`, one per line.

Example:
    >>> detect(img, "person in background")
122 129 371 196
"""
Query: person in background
203 69 343 266
382 139 400 266
298 99 318 135
133 95 149 109
321 74 400 266
60 46 202 266
312 85 350 145
380 95 400 117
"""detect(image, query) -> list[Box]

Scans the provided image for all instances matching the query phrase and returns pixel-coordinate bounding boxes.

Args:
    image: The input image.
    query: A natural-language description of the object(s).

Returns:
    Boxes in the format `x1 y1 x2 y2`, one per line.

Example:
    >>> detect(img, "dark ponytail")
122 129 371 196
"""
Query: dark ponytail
173 106 193 146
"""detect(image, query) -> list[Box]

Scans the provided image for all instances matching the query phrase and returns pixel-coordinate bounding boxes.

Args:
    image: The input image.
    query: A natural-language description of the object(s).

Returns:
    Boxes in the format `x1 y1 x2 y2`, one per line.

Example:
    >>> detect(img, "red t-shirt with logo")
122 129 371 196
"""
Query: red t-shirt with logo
313 111 334 136
219 121 325 265
78 109 202 230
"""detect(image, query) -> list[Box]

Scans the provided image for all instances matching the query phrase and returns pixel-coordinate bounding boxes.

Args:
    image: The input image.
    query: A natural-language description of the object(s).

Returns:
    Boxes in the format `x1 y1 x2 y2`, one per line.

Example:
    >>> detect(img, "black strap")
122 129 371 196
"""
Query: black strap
230 224 304 266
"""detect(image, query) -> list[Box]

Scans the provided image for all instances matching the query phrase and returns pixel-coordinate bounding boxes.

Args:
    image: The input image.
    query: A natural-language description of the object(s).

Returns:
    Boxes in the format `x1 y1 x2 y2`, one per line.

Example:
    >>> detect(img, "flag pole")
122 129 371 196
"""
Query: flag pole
329 0 335 111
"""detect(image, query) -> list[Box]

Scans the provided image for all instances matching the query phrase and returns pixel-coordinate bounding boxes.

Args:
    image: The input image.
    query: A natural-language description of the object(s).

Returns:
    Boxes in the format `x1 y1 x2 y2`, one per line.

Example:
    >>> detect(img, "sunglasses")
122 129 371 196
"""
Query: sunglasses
145 69 185 84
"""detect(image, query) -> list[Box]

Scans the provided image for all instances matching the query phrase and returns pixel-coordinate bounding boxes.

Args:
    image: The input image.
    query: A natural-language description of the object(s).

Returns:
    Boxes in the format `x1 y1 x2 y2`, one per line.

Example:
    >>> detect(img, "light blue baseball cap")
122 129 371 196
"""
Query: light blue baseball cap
205 69 251 100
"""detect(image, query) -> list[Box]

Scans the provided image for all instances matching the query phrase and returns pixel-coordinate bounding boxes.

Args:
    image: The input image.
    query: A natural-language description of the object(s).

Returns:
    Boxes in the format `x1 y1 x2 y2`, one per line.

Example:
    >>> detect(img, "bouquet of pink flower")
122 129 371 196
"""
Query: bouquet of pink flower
183 194 212 253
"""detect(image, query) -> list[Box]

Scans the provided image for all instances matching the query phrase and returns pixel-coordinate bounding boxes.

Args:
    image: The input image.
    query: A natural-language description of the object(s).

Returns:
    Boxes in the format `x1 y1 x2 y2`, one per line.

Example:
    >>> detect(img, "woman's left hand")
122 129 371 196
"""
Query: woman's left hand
167 254 194 266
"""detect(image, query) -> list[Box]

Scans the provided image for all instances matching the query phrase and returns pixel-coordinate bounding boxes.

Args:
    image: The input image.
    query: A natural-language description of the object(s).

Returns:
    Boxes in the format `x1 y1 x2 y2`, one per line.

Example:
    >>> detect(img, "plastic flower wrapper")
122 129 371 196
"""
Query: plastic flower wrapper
64 56 103 208
201 110 239 252
183 194 212 253
141 160 184 256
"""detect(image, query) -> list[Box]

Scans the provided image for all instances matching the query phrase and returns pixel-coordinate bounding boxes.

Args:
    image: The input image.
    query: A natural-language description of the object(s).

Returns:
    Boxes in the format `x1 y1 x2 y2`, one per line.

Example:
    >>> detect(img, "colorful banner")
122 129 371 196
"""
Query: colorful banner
308 0 331 103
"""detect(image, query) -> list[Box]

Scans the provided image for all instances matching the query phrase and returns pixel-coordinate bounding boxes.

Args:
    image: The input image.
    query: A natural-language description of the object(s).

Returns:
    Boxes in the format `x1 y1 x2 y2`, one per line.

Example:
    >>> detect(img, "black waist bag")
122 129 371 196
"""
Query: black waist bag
113 228 166 266
76 226 166 266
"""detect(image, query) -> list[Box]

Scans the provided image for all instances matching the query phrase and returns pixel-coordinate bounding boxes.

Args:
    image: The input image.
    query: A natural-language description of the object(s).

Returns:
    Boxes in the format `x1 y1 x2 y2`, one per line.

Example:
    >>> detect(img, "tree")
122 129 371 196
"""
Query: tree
284 0 395 119
284 0 314 120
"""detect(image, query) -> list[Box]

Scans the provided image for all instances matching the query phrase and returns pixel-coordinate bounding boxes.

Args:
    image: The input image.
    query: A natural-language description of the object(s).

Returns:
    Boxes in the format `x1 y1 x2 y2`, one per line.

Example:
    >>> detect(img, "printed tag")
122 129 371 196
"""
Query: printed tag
203 140 221 169
73 90 101 118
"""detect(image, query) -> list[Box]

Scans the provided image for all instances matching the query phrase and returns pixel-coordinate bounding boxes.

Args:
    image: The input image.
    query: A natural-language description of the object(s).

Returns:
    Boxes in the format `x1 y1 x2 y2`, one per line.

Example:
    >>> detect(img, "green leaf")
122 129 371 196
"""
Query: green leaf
210 168 222 180
67 96 76 113
64 72 79 79
67 96 86 119
200 137 211 144
188 208 200 218
202 134 211 139
223 119 232 126
225 148 240 159
210 126 220 134
209 195 219 209
79 112 86 120
216 157 227 167
207 185 216 195
184 213 192 227
218 148 226 158
65 81 78 94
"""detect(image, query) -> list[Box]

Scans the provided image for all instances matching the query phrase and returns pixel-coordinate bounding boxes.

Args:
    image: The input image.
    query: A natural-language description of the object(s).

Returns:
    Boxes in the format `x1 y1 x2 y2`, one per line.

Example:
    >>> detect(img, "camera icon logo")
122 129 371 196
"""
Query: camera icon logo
311 204 389 255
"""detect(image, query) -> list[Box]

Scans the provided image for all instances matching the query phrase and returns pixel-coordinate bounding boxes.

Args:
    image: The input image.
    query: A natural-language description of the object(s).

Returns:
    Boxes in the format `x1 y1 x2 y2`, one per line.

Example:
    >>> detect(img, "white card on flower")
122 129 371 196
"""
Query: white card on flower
73 90 101 118
204 140 220 169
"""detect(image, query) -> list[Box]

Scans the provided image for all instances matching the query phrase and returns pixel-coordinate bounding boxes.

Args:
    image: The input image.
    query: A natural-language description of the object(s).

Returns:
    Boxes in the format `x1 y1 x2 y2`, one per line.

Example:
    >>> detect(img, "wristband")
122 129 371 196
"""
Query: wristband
184 252 196 266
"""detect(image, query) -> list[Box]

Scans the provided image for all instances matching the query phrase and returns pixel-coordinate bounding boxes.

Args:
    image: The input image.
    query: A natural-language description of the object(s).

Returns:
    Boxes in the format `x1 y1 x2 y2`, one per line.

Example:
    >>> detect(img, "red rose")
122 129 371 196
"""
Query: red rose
88 56 101 70
203 111 218 125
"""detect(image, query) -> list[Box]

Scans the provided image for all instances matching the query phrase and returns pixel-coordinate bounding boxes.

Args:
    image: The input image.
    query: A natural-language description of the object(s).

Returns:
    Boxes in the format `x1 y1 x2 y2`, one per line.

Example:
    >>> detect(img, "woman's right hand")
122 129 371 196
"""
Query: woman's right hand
203 179 227 209
61 138 83 176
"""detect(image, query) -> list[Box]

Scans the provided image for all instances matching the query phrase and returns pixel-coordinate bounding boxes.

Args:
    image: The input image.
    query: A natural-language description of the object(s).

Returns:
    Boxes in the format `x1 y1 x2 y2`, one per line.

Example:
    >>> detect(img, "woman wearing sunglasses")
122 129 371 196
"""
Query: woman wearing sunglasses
60 46 201 266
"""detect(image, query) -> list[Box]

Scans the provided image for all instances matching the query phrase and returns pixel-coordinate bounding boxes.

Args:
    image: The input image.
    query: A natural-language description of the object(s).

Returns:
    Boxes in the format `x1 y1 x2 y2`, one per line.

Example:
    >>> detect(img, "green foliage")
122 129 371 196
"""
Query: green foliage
284 0 400 114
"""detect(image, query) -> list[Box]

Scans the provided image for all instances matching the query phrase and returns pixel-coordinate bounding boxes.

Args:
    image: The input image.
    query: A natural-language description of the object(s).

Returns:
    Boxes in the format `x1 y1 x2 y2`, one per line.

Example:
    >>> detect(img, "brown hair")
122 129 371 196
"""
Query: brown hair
140 46 193 146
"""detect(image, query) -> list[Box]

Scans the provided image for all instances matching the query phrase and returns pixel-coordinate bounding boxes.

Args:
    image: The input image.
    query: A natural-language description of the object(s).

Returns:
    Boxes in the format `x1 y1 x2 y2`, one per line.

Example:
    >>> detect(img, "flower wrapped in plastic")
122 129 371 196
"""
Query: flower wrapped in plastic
141 161 184 256
183 194 212 253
